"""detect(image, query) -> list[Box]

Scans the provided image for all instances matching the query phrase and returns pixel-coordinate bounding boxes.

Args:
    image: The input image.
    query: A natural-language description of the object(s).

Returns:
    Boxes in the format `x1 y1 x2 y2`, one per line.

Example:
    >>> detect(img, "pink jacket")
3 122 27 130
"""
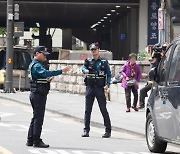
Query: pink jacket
121 60 141 89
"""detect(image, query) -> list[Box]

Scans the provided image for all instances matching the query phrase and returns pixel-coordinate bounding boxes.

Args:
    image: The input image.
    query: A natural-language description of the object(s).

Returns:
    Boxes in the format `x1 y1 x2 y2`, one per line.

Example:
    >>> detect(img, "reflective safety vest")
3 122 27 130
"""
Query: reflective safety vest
28 62 50 95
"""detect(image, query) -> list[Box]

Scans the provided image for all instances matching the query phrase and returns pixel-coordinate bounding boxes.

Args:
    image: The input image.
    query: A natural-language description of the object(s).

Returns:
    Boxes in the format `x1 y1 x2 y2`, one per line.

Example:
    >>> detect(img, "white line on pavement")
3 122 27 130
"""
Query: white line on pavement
0 112 15 118
0 146 13 154
29 149 58 154
28 150 151 154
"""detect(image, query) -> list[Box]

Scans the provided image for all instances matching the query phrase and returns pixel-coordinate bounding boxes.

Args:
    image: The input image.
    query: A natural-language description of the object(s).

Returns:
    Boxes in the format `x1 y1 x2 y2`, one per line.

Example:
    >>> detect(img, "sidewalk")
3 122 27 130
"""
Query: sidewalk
0 83 147 136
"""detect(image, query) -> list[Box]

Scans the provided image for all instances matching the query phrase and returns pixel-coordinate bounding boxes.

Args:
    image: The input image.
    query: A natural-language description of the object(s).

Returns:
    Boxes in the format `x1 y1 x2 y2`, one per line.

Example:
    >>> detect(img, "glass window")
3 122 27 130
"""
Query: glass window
0 50 6 69
158 45 172 85
168 44 180 85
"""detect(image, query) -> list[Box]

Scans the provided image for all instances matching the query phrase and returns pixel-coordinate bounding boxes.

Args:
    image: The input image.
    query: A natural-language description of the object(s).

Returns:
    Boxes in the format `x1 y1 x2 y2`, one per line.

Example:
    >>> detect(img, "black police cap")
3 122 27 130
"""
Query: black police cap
34 46 50 55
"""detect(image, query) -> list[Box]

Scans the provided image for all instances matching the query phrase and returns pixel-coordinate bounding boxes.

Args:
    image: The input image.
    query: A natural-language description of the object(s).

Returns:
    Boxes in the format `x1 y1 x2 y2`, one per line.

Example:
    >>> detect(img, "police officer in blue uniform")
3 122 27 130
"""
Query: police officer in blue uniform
26 46 71 148
82 43 112 138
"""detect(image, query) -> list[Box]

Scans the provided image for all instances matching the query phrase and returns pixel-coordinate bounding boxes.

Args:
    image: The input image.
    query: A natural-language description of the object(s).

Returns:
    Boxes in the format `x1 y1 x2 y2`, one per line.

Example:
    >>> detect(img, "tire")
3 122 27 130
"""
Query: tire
146 113 167 153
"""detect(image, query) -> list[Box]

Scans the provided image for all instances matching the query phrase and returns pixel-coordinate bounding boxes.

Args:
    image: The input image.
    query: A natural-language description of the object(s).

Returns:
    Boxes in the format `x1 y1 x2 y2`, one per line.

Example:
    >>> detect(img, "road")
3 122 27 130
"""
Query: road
0 98 179 154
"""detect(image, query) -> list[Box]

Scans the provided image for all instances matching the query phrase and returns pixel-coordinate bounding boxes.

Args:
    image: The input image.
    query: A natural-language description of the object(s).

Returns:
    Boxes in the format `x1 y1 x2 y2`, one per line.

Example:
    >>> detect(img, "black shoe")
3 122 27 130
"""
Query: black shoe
102 132 111 138
33 140 49 148
26 141 33 146
82 131 89 137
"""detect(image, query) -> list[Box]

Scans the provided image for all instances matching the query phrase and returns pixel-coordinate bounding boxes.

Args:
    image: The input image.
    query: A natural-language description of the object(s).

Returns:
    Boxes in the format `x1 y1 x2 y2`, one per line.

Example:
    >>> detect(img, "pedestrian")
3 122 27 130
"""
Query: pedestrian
81 43 111 138
26 46 71 148
121 53 141 112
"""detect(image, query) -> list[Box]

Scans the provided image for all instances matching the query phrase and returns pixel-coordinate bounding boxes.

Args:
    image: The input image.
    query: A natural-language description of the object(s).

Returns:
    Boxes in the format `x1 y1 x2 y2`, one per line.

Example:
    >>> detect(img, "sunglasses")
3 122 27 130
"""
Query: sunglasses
91 49 97 51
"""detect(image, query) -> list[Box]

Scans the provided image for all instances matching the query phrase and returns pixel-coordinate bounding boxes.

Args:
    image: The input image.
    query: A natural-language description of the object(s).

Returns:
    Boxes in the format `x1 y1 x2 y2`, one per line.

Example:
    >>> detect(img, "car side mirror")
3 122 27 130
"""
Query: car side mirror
148 67 157 81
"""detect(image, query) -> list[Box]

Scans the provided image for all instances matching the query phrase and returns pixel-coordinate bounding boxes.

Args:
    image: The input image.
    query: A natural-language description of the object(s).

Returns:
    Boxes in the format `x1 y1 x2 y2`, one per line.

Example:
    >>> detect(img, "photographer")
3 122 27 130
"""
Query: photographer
139 43 167 109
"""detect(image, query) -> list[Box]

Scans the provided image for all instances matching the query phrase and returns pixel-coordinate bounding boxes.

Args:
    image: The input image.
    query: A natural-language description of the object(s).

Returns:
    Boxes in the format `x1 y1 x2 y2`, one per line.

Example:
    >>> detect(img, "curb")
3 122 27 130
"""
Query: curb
0 95 145 138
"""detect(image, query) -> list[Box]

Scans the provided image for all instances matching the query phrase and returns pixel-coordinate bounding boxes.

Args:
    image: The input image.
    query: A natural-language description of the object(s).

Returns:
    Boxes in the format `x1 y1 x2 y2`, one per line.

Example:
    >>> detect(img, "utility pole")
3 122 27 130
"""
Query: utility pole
5 0 15 93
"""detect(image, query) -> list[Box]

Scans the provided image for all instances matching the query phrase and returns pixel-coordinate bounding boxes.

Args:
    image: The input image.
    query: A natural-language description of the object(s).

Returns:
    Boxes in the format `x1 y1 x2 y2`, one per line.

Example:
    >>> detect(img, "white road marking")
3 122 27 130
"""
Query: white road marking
29 149 58 154
55 150 71 154
0 112 15 118
0 122 57 133
0 146 13 154
0 122 28 131
73 151 111 154
28 150 151 154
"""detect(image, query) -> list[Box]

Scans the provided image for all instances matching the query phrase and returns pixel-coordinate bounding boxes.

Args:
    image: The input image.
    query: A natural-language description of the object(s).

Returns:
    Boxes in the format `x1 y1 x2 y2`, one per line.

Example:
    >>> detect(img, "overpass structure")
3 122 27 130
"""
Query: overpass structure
0 0 178 59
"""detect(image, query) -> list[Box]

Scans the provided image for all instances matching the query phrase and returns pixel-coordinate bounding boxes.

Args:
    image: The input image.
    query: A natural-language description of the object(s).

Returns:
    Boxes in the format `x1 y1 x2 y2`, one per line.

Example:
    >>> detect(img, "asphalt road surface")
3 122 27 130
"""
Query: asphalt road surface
0 98 179 154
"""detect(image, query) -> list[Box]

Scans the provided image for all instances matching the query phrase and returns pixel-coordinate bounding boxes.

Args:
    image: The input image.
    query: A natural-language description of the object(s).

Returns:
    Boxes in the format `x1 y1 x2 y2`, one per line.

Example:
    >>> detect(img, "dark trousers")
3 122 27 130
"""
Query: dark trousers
84 86 111 133
27 92 47 143
139 83 152 107
125 86 138 108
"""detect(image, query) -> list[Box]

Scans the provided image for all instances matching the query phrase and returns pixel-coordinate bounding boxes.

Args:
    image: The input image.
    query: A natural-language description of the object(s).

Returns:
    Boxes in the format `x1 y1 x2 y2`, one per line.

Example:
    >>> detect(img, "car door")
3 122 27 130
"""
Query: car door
163 42 180 141
152 44 174 138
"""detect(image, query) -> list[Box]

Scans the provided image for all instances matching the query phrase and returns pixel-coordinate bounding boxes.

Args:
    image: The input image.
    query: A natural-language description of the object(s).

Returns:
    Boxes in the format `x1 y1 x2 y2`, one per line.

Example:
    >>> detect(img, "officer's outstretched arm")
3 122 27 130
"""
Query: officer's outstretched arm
34 64 62 78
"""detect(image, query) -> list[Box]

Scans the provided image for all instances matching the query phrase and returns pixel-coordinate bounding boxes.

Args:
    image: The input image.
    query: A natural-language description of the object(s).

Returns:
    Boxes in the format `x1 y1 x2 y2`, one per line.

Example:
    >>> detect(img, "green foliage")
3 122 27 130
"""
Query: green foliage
0 27 7 36
32 28 39 33
138 50 150 61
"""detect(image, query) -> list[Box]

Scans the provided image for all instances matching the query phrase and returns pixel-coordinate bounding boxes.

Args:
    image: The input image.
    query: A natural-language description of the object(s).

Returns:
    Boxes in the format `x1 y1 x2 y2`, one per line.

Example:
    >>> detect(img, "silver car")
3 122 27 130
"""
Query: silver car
146 37 180 153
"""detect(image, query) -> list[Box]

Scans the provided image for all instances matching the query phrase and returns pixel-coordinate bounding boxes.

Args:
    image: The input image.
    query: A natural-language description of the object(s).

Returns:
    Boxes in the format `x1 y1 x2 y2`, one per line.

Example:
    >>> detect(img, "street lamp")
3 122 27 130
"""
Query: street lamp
5 0 15 93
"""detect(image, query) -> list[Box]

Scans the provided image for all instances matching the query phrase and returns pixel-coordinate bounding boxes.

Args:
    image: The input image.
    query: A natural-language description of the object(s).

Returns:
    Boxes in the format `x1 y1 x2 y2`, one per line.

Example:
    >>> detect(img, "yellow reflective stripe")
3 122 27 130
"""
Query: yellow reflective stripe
36 81 48 83
87 74 95 77
96 77 105 79
37 78 47 81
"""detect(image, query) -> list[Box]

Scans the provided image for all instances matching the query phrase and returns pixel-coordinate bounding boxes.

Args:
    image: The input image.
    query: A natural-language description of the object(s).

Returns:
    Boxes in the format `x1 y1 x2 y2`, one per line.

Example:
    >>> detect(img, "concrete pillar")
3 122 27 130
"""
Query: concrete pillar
138 0 148 51
130 8 138 53
62 28 72 49
110 21 119 60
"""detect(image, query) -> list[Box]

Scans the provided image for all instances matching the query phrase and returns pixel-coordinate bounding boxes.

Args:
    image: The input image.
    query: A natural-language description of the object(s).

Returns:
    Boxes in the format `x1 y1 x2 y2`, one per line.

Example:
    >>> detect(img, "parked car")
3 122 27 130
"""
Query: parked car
0 46 32 90
146 37 180 153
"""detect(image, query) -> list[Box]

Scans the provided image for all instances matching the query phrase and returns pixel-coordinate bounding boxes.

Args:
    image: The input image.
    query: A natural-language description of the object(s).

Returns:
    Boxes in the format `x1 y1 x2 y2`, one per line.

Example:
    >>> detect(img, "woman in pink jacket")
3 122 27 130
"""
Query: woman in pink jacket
121 53 141 112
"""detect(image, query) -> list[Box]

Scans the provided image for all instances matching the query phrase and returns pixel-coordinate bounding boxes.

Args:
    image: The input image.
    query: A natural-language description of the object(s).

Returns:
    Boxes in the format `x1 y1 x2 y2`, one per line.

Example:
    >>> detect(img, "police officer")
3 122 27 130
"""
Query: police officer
82 43 111 138
26 46 71 148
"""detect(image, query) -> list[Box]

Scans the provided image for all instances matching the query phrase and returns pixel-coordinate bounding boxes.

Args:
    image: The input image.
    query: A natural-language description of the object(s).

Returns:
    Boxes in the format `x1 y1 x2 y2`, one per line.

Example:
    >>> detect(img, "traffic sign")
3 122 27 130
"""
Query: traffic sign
14 22 24 37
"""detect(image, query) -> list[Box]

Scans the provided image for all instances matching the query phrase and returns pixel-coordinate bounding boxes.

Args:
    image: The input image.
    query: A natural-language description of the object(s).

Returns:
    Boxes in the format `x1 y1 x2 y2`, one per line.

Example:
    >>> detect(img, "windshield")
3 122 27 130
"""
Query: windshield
0 49 32 70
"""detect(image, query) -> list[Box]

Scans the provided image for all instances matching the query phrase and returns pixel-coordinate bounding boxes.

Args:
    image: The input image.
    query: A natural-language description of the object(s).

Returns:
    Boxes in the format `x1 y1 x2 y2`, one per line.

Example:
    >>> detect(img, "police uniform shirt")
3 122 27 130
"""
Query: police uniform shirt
30 58 62 80
82 56 111 87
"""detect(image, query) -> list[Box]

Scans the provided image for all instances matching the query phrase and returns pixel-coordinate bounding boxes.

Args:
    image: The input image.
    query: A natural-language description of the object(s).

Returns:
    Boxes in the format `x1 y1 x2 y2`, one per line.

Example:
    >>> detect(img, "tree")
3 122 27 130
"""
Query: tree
32 28 39 33
0 27 7 36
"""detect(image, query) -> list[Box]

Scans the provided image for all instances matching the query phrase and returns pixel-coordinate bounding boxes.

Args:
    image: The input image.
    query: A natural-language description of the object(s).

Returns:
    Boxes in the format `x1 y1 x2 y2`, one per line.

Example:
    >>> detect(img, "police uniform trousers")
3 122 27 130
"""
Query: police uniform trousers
84 86 111 133
27 92 47 143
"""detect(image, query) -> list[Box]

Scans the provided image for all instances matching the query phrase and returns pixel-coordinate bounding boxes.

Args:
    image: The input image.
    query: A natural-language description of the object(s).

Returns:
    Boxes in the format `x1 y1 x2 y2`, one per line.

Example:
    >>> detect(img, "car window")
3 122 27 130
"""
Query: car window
158 45 172 85
0 50 6 69
168 44 180 85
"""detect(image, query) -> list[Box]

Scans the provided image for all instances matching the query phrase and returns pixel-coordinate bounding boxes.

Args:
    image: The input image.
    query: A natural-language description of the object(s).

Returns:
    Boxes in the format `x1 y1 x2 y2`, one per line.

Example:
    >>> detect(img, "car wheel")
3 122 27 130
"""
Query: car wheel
146 113 167 153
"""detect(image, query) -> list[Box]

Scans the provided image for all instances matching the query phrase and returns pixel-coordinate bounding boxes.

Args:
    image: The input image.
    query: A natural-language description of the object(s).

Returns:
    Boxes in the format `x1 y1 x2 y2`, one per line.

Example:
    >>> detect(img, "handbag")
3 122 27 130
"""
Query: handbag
126 78 136 87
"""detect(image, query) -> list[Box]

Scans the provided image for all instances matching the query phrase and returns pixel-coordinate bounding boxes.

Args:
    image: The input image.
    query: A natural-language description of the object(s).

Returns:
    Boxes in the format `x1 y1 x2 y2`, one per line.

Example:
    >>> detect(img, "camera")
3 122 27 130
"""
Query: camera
152 43 164 59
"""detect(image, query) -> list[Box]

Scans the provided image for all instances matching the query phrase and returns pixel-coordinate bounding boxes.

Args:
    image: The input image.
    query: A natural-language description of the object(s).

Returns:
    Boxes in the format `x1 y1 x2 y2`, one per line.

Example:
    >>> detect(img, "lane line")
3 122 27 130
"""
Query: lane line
0 146 13 154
